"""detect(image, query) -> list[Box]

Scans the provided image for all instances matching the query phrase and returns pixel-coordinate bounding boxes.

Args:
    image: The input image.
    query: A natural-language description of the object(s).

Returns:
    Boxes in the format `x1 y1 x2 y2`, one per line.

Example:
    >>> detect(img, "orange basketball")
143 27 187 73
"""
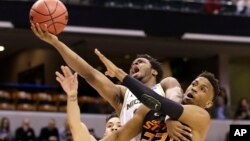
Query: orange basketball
29 0 68 35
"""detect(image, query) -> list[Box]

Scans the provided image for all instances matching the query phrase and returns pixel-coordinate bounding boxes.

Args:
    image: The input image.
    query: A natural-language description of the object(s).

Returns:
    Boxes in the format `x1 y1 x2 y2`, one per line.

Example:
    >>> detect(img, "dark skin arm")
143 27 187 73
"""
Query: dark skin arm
95 49 211 141
31 23 126 115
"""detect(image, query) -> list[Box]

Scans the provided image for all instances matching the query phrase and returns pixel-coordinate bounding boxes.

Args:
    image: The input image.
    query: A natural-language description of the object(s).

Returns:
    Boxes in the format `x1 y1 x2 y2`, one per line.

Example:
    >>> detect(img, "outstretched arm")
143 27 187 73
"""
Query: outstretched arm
31 23 124 114
95 49 183 120
56 65 96 141
95 49 210 123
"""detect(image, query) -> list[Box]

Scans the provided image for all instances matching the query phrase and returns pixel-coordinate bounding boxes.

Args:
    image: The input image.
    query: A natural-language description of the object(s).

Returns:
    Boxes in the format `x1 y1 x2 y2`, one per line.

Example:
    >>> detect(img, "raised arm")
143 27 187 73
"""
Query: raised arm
102 105 149 141
55 65 96 141
95 49 210 124
31 23 125 113
95 49 183 119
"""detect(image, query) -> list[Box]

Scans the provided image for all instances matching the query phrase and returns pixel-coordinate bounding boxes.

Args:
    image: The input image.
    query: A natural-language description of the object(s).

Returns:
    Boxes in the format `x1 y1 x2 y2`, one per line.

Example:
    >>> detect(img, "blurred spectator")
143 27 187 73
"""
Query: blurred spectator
203 0 221 14
214 87 230 119
220 87 228 105
48 136 58 141
237 0 250 15
0 117 13 141
59 119 72 141
15 118 36 141
38 118 59 141
234 97 250 119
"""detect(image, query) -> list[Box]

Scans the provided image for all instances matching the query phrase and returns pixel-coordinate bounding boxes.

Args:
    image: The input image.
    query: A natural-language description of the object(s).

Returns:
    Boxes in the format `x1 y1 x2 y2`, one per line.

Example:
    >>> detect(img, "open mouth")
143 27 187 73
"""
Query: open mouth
187 93 194 99
132 66 139 74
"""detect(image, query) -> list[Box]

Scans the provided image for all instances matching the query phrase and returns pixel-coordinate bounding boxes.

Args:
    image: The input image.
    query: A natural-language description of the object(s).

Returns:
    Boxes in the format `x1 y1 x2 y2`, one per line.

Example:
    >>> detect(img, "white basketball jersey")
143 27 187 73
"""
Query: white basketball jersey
119 83 165 141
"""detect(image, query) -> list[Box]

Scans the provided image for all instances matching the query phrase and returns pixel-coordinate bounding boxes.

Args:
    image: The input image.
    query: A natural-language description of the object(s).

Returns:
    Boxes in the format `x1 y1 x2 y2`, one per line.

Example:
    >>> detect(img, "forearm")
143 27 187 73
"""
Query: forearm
114 68 127 81
51 40 96 79
67 94 82 130
122 75 183 120
67 95 95 141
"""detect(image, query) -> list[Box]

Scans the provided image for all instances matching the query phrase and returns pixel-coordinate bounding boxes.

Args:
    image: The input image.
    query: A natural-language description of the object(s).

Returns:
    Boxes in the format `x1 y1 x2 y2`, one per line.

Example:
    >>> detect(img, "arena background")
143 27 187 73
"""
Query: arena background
1 0 250 140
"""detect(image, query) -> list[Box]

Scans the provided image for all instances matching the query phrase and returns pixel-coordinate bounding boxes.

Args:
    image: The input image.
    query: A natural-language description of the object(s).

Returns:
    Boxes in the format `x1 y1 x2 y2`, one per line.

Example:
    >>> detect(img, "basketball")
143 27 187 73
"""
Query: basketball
29 0 68 35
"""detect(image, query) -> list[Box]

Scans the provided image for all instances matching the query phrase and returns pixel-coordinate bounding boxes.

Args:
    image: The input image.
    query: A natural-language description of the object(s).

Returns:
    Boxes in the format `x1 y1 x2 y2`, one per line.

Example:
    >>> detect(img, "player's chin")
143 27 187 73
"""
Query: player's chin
183 97 193 104
131 73 140 78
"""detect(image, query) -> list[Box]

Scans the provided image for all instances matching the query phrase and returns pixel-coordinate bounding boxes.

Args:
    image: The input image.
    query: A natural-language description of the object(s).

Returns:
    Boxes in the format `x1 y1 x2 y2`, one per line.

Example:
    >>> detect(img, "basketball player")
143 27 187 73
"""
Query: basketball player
95 49 220 141
31 23 190 141
55 66 121 141
56 65 190 141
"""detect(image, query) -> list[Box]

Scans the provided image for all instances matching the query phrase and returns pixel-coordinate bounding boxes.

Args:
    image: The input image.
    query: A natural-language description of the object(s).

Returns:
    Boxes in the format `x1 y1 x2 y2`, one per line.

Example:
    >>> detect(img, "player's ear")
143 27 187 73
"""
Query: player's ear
152 69 158 76
205 100 213 109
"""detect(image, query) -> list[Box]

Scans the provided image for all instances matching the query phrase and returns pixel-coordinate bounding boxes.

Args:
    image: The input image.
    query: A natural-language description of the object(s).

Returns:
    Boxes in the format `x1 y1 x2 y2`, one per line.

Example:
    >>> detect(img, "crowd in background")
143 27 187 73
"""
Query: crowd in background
4 0 250 16
0 90 114 114
0 89 250 141
211 87 250 120
59 0 250 16
1 87 250 119
0 116 102 141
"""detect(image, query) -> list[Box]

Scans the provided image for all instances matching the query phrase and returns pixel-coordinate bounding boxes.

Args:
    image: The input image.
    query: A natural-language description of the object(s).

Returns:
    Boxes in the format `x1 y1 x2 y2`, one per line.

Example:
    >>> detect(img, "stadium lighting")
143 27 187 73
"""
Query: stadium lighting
0 46 5 51
64 25 146 37
182 33 250 43
0 21 14 28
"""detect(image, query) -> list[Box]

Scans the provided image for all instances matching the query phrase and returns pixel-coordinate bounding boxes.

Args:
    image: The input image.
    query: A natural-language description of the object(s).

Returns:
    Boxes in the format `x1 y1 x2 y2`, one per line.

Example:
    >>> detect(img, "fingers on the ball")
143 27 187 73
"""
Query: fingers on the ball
31 23 35 30
44 24 49 33
36 23 44 35
31 23 39 35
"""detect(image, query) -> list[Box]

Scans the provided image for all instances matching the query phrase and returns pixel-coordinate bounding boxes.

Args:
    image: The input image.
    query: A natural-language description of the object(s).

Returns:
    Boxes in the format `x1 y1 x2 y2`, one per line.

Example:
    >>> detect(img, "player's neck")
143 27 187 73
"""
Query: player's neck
142 79 157 88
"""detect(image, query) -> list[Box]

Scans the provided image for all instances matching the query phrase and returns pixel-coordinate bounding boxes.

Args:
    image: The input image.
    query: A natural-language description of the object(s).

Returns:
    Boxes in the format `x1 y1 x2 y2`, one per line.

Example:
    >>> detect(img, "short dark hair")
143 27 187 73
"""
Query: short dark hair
198 71 220 101
106 112 119 123
136 54 163 83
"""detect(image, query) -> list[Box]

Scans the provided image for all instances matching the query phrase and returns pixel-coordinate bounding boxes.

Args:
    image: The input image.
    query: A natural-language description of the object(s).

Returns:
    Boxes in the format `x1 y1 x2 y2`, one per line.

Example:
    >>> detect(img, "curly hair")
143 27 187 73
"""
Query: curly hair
199 71 220 102
136 54 163 83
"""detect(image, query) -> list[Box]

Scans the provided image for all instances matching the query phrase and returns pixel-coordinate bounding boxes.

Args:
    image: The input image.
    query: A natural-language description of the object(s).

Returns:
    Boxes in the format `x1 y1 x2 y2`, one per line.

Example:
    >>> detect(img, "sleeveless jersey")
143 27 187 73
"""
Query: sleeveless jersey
141 110 172 141
120 83 165 141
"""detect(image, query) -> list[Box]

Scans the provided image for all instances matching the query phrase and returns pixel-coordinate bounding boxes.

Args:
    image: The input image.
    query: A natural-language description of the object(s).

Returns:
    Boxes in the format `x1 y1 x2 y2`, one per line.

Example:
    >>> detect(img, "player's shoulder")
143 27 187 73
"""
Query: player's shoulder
160 77 181 88
183 105 211 119
160 76 179 83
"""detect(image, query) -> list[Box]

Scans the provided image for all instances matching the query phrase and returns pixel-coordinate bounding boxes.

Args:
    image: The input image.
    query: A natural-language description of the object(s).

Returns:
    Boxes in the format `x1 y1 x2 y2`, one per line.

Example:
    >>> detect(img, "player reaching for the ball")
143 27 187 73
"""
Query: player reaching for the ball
31 23 192 141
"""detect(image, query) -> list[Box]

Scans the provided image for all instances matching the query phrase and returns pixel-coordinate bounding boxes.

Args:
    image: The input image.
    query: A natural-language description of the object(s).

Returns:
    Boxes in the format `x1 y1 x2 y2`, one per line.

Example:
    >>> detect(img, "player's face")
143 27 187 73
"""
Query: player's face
183 77 214 108
103 117 121 137
129 58 154 81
